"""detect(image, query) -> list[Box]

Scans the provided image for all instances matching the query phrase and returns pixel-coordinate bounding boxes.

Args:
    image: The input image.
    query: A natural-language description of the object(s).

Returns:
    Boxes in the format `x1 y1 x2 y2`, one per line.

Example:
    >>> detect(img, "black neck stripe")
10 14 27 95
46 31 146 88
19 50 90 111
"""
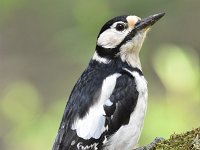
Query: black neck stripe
96 45 120 59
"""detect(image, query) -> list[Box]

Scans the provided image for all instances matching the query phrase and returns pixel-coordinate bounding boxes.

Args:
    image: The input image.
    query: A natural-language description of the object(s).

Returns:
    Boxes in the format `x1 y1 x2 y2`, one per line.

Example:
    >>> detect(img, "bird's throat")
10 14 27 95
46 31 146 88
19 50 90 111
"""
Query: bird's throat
120 52 142 70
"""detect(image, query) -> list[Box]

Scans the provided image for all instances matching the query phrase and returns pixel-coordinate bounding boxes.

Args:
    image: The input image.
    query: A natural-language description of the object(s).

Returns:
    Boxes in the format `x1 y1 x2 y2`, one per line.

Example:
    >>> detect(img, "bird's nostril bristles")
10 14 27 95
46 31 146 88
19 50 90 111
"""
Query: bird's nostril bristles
127 16 141 27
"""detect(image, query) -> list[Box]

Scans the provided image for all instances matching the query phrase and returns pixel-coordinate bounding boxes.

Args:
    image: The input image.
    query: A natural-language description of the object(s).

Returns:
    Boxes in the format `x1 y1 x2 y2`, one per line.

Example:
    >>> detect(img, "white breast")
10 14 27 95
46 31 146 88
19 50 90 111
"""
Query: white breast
104 70 148 150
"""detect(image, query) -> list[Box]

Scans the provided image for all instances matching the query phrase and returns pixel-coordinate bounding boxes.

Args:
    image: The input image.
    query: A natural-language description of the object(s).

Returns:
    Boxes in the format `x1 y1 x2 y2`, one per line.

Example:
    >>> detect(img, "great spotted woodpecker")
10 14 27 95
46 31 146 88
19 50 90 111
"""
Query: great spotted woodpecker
53 12 165 150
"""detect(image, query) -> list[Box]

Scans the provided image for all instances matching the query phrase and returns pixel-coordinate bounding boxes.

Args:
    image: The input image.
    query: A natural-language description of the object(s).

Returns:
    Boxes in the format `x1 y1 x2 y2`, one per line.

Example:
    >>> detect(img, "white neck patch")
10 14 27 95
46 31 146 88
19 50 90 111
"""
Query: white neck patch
92 52 110 64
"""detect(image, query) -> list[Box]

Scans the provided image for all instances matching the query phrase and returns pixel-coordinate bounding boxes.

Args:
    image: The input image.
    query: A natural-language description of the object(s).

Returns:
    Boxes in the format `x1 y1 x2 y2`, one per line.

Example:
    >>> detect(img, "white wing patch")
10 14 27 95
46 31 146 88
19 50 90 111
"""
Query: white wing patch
92 52 110 64
71 73 121 140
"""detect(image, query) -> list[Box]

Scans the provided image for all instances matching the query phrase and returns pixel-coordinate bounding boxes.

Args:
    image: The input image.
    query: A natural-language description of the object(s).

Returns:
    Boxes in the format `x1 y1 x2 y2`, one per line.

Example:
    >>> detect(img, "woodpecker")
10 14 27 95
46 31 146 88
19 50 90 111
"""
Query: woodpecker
53 12 165 150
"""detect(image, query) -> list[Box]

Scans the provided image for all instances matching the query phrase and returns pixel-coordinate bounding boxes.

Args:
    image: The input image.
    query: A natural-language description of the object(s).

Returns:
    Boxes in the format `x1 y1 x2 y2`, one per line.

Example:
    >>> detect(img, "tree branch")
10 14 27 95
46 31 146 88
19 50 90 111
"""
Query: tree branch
134 127 200 150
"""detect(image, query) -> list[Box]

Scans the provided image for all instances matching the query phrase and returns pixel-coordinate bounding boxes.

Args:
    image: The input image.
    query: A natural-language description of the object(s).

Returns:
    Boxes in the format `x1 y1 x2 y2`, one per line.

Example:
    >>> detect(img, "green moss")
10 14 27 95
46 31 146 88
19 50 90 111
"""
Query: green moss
154 127 200 150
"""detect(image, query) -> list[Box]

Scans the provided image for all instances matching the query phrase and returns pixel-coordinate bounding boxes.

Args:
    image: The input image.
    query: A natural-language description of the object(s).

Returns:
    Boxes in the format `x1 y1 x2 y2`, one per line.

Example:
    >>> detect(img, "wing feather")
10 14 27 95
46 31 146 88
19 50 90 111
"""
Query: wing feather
53 67 139 150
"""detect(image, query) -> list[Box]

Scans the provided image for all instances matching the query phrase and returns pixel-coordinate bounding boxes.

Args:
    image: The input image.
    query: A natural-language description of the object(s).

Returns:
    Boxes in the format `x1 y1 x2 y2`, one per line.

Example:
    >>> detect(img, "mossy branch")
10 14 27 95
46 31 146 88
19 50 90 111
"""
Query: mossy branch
135 127 200 150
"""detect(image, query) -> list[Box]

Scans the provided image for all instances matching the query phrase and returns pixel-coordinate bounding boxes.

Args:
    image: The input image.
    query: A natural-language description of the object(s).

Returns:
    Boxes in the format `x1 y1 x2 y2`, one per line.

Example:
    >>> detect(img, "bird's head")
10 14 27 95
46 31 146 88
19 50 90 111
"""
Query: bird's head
94 13 165 67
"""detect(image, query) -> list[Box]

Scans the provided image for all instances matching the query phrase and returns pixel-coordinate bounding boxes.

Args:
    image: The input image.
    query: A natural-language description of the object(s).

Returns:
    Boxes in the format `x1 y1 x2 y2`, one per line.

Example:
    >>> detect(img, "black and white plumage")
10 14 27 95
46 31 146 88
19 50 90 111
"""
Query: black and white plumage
53 13 165 150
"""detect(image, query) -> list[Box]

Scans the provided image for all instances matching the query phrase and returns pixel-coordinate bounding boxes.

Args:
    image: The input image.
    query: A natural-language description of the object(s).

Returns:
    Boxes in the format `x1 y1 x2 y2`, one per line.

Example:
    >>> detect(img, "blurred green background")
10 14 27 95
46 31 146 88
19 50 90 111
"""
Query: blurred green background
0 0 199 149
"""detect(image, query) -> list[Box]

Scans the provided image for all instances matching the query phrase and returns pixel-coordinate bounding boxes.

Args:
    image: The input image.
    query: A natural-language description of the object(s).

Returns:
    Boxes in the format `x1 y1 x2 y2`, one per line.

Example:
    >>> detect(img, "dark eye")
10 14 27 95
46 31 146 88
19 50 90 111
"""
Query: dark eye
116 23 126 31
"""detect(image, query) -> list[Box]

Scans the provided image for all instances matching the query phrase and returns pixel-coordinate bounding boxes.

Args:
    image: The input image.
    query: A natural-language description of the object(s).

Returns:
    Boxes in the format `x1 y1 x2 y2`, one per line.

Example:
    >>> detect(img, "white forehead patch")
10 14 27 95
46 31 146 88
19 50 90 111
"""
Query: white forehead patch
126 16 141 27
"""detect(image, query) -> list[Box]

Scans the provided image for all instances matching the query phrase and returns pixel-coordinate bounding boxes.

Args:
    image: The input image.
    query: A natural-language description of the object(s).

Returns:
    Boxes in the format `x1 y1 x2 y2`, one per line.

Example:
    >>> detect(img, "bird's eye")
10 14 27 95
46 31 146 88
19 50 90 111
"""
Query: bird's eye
115 23 126 31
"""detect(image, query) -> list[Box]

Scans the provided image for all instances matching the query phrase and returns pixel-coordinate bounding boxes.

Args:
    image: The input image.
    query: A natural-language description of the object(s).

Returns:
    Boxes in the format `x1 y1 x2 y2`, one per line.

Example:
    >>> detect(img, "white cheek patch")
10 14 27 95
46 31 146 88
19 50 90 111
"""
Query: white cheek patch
97 29 124 48
97 28 128 49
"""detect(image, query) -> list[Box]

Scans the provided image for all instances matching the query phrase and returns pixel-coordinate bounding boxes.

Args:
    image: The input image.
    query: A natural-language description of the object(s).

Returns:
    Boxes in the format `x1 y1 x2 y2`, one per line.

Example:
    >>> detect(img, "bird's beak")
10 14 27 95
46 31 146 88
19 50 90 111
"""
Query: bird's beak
135 12 165 31
118 12 165 48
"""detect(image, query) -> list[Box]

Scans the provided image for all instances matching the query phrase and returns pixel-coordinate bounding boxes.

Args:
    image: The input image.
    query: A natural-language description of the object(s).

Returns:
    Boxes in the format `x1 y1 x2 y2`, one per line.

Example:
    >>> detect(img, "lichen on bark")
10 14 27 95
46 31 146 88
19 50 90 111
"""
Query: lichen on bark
135 127 200 150
153 127 200 150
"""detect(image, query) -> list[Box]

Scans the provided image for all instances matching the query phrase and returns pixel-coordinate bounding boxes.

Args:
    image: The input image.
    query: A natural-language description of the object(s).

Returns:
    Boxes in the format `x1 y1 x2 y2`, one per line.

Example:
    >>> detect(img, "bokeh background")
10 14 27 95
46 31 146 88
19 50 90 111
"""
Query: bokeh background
0 0 200 149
